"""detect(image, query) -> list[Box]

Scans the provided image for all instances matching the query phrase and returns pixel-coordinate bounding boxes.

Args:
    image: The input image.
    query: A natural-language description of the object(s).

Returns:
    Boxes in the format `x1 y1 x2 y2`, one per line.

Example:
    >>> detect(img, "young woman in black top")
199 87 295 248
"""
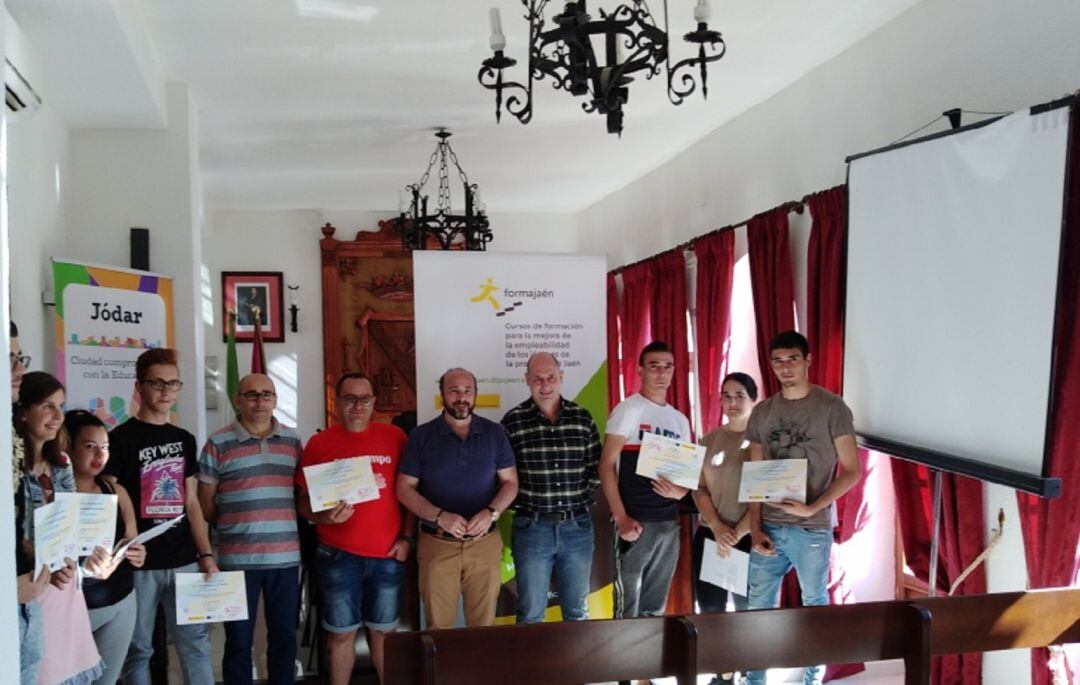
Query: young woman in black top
66 410 146 685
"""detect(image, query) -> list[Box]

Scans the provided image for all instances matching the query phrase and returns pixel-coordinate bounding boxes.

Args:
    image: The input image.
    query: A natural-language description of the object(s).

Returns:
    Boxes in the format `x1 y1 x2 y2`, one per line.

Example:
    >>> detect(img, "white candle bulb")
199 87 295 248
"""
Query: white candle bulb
489 7 506 51
398 189 408 213
694 0 710 23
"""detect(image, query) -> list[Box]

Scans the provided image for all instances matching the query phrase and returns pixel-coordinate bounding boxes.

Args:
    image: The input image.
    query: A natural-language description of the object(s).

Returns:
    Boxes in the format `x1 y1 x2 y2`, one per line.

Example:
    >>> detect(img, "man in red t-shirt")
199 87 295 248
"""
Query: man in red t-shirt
297 373 411 684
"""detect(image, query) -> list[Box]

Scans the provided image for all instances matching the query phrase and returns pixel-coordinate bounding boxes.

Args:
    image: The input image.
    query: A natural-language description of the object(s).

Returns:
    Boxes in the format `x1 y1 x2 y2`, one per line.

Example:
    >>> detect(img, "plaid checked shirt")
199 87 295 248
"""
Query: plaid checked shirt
501 396 602 514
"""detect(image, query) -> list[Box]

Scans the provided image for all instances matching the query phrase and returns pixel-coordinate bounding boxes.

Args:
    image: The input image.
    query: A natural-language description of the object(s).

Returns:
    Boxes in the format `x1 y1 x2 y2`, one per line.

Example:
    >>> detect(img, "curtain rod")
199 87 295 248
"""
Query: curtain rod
609 186 841 276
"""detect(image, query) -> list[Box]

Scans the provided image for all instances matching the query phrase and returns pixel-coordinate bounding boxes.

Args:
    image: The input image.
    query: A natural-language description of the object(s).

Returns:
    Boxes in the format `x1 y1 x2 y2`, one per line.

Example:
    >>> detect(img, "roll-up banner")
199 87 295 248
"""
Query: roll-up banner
413 251 611 622
52 259 175 427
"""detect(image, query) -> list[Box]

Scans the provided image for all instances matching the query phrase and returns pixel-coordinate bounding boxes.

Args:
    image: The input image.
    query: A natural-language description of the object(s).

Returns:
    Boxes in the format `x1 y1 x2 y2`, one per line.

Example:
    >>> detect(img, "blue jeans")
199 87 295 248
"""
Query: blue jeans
223 567 300 685
511 512 594 623
745 523 832 685
123 563 213 685
316 545 404 632
19 601 43 685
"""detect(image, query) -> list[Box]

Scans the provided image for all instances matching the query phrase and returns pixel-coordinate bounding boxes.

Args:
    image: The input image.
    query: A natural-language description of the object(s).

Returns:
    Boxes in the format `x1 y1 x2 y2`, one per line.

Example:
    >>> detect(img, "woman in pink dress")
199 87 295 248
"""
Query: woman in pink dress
16 372 104 685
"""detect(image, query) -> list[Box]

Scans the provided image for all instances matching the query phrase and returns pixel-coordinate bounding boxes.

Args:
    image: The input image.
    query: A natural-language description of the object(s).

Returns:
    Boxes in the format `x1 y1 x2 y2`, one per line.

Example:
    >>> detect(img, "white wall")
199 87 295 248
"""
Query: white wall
63 82 206 440
202 209 578 441
5 10 69 368
577 0 1080 680
0 0 18 661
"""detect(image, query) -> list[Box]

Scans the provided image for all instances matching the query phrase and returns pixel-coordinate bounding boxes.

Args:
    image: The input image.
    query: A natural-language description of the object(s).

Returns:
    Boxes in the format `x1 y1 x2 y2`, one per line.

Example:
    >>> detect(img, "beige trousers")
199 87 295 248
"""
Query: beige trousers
417 529 503 629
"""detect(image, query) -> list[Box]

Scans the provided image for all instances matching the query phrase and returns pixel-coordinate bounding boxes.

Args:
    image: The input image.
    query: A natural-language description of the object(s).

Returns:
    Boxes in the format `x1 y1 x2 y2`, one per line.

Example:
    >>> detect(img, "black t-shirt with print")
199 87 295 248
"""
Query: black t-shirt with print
105 418 198 570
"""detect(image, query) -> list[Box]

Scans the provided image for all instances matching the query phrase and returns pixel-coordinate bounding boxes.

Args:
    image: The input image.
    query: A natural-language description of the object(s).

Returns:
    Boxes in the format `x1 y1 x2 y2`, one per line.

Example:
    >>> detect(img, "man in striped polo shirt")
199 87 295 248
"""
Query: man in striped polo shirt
198 373 303 685
501 352 602 623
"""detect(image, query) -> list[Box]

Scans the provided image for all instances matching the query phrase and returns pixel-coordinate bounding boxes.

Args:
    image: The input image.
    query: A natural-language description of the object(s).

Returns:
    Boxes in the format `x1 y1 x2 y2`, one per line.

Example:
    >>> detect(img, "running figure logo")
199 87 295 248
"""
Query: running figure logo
470 277 524 316
470 277 501 310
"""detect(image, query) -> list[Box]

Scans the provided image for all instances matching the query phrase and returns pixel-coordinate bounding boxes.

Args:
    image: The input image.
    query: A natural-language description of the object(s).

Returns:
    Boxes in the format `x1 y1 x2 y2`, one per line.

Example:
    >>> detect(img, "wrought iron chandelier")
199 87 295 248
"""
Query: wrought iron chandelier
478 0 726 136
392 129 493 251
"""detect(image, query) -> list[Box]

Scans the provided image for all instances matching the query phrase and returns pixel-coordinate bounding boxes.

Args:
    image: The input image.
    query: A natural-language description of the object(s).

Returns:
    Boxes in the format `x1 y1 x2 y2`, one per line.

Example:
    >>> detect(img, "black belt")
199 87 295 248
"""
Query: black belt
515 507 589 522
420 523 496 541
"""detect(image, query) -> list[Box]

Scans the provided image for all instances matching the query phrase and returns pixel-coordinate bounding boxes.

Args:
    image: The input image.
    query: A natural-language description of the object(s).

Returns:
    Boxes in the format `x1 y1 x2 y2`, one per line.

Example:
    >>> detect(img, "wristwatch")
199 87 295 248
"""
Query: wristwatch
485 505 500 521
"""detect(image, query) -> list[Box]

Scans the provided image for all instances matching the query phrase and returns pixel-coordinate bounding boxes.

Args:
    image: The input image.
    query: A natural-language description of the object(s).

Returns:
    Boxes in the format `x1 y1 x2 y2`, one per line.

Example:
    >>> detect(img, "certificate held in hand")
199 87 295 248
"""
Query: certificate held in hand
700 538 750 595
176 571 249 624
303 456 380 512
738 459 808 503
634 432 707 490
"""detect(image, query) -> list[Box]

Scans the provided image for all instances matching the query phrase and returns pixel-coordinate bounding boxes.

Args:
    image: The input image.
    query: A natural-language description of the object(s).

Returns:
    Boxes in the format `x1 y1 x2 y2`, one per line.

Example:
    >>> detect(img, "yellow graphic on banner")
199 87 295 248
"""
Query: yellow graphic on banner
470 277 501 310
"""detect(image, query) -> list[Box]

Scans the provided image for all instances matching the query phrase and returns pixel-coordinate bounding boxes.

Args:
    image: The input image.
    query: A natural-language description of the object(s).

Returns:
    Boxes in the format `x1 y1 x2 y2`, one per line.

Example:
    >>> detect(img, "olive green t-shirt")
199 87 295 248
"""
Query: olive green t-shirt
698 426 749 528
745 385 855 529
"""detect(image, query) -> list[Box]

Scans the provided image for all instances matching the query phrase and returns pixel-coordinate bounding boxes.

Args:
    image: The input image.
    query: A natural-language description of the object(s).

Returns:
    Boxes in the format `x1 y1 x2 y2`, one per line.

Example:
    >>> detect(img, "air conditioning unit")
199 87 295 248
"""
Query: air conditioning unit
5 57 41 115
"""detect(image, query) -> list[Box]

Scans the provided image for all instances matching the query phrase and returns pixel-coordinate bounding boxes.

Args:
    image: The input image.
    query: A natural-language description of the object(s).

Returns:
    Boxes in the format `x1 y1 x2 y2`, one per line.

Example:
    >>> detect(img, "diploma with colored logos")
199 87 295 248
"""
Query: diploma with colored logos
737 459 808 503
175 571 249 625
699 538 750 595
303 456 379 512
55 492 118 556
634 432 708 490
33 496 81 571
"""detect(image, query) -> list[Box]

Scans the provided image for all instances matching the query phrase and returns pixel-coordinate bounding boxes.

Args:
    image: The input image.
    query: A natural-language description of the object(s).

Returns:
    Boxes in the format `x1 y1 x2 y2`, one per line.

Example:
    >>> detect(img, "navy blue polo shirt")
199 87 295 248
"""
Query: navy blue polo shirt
399 413 515 520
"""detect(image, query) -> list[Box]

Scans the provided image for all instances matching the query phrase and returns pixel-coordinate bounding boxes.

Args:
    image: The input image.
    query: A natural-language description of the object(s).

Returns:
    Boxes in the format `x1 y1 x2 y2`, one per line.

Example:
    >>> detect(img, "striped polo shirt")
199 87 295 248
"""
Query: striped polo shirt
198 419 302 570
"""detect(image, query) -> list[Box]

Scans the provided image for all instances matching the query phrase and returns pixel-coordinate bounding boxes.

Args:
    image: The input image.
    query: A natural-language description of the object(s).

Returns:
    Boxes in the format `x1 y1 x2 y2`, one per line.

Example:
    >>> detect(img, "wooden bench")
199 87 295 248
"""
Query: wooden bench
384 588 1080 685
384 615 674 685
688 600 931 684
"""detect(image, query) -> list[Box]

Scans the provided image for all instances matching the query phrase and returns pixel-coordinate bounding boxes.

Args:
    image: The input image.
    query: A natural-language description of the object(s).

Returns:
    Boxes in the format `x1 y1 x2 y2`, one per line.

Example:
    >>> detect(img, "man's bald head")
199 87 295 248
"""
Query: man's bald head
525 352 563 413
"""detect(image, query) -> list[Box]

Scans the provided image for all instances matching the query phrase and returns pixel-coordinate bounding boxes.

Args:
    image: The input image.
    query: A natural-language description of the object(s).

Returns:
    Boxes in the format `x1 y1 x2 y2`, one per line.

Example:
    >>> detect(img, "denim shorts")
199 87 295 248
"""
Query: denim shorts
316 543 404 633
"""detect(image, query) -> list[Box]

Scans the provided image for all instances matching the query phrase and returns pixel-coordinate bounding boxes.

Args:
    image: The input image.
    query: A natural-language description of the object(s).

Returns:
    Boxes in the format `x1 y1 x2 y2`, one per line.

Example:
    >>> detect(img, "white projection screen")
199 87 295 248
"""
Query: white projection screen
844 103 1073 496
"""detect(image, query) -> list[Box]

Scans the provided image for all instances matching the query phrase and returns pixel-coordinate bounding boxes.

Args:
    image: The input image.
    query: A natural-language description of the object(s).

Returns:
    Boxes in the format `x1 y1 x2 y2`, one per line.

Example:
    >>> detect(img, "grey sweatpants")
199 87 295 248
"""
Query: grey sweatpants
613 519 680 618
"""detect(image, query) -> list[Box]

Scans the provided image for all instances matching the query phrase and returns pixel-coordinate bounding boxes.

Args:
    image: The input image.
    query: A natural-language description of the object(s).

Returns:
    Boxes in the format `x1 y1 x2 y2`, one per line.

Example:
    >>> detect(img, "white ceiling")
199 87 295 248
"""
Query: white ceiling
9 0 926 212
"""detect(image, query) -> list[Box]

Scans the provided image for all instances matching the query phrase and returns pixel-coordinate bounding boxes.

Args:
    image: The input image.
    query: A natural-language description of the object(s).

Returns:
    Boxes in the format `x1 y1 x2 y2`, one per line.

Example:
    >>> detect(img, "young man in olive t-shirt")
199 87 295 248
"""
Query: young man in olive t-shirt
744 331 861 685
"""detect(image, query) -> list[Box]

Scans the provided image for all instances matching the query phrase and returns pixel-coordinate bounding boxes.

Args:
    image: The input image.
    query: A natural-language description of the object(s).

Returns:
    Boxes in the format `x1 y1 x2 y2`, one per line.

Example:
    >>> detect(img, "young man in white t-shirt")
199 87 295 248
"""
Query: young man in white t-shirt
600 341 692 619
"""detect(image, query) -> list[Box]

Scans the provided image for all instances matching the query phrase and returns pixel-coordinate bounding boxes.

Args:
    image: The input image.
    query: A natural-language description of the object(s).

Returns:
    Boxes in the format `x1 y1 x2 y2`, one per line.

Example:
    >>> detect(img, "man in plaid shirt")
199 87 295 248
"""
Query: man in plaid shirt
501 352 602 623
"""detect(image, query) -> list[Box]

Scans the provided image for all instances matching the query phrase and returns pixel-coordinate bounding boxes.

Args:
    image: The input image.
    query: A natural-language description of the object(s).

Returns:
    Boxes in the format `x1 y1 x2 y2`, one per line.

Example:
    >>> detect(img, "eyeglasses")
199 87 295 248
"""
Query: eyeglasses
141 379 183 392
10 353 30 371
241 391 277 402
340 394 375 408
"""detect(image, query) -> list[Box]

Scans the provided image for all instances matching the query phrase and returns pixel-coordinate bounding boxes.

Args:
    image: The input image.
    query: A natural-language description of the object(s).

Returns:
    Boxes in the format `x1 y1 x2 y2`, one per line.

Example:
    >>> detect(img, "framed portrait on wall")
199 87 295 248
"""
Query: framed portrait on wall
221 271 285 342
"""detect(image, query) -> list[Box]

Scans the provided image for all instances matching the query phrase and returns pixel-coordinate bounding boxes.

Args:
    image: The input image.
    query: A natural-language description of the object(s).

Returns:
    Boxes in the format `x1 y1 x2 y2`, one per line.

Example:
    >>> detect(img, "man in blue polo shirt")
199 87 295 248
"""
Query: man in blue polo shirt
397 367 518 629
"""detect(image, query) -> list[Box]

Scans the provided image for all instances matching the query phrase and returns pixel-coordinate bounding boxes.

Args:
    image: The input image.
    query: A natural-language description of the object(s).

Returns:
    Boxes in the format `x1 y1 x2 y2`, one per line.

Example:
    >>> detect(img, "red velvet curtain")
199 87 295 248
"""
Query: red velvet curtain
1016 103 1080 685
651 249 692 420
804 185 866 682
747 207 796 397
618 261 654 398
893 464 987 684
806 186 847 393
606 272 622 410
693 230 736 433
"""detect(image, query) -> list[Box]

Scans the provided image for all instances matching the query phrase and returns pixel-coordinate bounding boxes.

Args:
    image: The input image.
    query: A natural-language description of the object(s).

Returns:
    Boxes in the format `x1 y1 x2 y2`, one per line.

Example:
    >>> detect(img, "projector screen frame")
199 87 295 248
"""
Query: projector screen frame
842 94 1077 499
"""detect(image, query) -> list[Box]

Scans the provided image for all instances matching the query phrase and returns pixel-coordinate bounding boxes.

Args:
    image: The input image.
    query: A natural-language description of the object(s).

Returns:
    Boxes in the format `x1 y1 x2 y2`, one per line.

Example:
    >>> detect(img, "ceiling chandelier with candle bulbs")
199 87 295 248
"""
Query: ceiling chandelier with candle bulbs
478 0 726 136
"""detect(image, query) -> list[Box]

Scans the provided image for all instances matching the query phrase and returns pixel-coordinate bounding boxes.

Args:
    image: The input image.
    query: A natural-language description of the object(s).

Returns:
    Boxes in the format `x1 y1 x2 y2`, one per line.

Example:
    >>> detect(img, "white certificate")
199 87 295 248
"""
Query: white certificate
112 514 185 560
634 432 707 490
55 492 118 556
304 456 379 512
700 538 750 595
176 571 249 625
738 459 808 503
33 497 80 571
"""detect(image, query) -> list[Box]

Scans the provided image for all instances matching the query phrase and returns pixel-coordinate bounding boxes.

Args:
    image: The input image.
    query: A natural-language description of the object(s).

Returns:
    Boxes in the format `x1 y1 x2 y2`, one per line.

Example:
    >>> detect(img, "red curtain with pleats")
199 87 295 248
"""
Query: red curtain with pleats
1016 103 1080 685
806 186 847 393
747 208 796 397
606 272 622 410
617 261 654 398
693 230 736 433
893 464 986 684
651 249 691 420
804 185 866 682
